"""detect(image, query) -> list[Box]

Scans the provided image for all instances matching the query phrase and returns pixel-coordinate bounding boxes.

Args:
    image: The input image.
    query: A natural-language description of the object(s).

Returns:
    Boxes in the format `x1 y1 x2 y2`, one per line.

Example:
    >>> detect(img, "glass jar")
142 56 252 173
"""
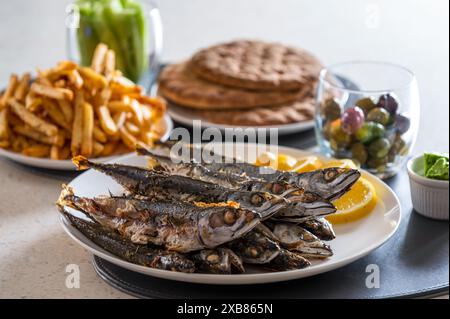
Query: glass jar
66 0 162 92
315 61 420 179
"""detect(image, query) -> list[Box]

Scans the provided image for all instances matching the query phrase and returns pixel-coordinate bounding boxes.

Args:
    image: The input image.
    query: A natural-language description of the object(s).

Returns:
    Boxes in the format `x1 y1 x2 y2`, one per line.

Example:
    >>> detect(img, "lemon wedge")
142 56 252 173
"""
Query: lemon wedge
322 159 358 169
255 152 277 167
326 177 377 224
294 156 323 173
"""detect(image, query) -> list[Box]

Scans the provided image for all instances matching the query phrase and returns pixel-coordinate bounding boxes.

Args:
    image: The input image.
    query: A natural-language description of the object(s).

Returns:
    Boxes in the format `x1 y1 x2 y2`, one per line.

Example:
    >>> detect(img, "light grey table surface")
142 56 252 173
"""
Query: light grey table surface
0 0 448 298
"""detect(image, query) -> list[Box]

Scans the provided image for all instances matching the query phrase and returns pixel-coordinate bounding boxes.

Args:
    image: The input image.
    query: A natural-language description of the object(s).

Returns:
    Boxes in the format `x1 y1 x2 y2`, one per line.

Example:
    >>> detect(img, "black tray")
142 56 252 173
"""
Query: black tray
92 147 449 299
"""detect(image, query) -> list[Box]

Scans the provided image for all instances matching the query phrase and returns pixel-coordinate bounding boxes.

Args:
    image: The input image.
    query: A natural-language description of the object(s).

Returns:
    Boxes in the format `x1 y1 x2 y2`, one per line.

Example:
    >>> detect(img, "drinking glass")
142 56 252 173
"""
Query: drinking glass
315 61 420 179
66 0 163 93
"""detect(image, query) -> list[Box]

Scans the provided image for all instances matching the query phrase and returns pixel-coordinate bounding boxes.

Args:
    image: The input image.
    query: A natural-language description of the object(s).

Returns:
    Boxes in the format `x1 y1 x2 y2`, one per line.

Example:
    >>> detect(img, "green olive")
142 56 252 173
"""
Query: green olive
330 120 352 147
356 97 376 115
367 107 390 126
368 138 391 159
322 98 341 121
351 143 368 164
367 157 388 171
355 122 385 144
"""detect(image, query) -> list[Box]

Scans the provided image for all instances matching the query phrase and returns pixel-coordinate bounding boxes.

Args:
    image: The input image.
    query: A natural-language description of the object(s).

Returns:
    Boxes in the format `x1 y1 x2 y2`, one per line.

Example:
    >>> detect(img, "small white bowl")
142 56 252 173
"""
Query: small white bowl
407 155 449 220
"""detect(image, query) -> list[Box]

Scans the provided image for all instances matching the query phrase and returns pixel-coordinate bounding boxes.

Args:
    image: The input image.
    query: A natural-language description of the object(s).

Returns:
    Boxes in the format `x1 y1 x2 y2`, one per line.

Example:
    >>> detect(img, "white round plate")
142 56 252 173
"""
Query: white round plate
167 103 315 135
0 114 173 170
59 143 401 285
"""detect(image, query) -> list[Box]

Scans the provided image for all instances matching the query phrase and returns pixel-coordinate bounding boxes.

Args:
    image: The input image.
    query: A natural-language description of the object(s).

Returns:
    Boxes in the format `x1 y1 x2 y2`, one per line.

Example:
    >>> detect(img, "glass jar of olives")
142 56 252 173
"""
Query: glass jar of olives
315 61 420 179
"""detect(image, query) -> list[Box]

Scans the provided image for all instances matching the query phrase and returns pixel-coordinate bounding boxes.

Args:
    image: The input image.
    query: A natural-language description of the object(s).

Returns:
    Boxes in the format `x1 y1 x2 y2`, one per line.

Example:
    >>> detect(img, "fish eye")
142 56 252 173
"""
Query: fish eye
251 194 263 206
324 169 338 181
223 210 236 225
246 247 259 258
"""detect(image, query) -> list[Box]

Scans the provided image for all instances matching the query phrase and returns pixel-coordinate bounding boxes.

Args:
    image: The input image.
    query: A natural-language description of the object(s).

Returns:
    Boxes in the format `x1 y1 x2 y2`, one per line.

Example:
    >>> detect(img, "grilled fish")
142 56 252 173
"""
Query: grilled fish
60 208 196 273
57 185 259 253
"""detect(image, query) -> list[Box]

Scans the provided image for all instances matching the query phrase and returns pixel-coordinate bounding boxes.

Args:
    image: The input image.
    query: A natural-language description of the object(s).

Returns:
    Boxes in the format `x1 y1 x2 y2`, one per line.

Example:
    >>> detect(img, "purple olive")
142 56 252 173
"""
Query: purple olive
377 94 399 114
341 106 365 134
394 114 411 134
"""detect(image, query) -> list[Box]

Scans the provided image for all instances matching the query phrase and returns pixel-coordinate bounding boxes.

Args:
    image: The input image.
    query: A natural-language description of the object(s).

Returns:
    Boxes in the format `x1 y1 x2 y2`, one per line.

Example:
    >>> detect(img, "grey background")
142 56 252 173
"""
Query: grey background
0 0 448 298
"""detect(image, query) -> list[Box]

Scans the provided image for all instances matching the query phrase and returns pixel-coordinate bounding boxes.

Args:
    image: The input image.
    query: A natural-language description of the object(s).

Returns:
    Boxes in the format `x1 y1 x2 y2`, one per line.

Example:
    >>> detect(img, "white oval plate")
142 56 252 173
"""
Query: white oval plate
59 143 401 285
167 102 315 135
0 114 173 170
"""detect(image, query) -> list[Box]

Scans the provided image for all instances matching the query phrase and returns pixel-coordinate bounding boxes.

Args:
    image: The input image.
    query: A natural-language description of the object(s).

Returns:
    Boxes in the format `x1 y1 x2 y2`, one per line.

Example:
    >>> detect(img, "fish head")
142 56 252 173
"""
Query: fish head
228 191 289 220
230 230 281 264
197 207 260 248
287 191 336 217
192 248 245 274
307 168 361 200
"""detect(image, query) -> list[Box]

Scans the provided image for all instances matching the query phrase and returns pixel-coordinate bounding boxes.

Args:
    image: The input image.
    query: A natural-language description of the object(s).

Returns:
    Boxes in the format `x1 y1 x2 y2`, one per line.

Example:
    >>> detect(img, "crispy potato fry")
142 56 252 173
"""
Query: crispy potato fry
12 124 64 146
81 102 94 157
0 108 10 140
92 141 105 157
129 99 144 127
107 100 131 113
50 145 60 160
104 50 116 78
113 111 127 129
30 82 73 101
1 74 18 108
3 43 166 159
93 124 107 143
22 144 50 157
8 98 58 137
14 73 31 101
125 121 140 136
97 105 117 135
42 98 71 130
119 126 137 149
100 140 117 157
71 92 84 155
67 70 84 89
58 99 73 124
25 93 43 112
78 67 107 89
91 43 108 73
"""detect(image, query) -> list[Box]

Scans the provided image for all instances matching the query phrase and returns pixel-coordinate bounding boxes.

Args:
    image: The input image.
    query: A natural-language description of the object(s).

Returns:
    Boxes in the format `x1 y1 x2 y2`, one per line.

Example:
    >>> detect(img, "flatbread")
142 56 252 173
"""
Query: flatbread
189 40 323 91
158 63 308 110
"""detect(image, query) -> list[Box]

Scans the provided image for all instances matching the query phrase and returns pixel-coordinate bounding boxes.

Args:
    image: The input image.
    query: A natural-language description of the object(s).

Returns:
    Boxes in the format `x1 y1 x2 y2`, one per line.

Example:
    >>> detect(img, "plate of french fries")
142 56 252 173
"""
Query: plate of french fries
0 43 172 170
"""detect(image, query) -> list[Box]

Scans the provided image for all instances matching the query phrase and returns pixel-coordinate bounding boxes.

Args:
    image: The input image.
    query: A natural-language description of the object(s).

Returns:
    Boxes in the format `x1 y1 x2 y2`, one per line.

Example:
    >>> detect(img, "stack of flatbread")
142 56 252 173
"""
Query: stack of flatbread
158 40 323 126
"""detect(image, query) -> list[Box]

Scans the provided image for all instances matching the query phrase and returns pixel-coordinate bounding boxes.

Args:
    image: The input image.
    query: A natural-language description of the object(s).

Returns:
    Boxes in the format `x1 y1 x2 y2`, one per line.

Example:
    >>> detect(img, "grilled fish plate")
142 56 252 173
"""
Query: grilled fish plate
58 143 401 285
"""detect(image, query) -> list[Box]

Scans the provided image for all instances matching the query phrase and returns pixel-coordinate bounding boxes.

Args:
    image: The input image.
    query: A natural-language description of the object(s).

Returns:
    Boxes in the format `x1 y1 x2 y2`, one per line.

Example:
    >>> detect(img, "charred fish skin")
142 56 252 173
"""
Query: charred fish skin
265 249 311 271
57 185 259 253
73 157 289 220
141 143 360 201
228 227 281 264
299 217 336 241
271 223 333 259
60 208 196 273
191 248 245 274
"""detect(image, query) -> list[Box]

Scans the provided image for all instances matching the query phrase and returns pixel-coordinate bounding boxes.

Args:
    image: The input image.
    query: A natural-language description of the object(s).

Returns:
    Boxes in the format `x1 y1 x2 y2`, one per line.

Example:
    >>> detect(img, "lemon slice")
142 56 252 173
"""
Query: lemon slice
276 154 298 171
322 159 358 169
326 177 377 224
294 156 323 173
255 152 277 167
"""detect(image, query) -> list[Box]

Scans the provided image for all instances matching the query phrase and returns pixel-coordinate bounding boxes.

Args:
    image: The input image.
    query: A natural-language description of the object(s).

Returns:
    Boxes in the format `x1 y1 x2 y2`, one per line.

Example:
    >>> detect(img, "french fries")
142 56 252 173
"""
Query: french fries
0 74 18 108
81 102 94 157
0 42 166 160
